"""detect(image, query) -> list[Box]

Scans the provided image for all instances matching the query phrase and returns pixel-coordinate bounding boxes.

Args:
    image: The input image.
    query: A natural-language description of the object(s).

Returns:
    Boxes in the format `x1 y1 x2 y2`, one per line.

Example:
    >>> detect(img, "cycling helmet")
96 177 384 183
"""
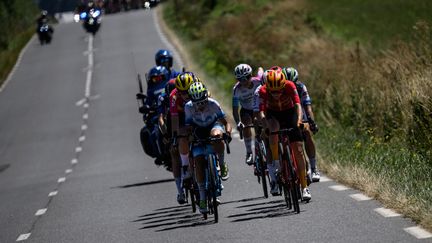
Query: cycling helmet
155 49 173 68
234 64 252 80
265 69 286 91
41 10 48 16
188 82 208 101
148 66 169 83
175 72 196 91
283 67 299 82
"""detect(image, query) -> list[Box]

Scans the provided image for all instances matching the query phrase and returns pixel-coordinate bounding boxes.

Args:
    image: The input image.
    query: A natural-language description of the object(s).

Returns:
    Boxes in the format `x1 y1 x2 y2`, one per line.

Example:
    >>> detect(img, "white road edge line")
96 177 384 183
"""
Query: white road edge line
16 233 31 241
1 36 35 93
350 193 372 201
153 10 184 69
404 226 432 239
35 208 47 216
329 185 349 191
48 191 58 197
319 176 333 182
374 207 401 217
58 177 66 183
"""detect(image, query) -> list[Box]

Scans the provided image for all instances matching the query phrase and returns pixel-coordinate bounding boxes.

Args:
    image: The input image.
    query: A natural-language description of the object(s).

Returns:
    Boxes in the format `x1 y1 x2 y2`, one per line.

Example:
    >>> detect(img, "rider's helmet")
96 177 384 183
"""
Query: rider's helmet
283 67 299 82
234 64 252 81
188 81 208 102
269 65 283 72
264 68 286 91
155 49 173 69
87 1 95 8
175 72 196 91
41 10 48 17
148 66 169 84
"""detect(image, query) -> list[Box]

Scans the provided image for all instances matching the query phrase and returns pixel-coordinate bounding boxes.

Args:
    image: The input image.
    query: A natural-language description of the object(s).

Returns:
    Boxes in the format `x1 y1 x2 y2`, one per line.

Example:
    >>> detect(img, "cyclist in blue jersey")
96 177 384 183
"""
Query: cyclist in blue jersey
283 67 320 182
184 82 232 213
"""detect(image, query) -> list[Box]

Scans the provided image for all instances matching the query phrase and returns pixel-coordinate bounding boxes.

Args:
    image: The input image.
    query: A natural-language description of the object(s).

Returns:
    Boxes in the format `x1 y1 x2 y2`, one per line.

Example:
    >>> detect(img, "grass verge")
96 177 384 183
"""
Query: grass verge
0 29 35 88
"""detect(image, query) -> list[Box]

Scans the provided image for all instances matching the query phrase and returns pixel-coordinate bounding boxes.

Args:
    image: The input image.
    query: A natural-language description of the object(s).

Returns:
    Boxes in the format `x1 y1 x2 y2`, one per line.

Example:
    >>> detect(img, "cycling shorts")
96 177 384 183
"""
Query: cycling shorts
266 108 303 142
191 122 225 157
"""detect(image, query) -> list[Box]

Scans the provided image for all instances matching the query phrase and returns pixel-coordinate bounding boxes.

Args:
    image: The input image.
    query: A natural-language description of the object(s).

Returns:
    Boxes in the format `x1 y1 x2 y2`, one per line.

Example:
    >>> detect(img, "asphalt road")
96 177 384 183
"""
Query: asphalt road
0 7 430 243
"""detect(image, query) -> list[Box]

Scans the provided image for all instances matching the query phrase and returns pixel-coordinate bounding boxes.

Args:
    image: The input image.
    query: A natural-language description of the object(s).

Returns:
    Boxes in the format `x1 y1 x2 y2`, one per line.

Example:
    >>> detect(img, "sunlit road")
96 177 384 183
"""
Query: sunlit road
0 8 429 243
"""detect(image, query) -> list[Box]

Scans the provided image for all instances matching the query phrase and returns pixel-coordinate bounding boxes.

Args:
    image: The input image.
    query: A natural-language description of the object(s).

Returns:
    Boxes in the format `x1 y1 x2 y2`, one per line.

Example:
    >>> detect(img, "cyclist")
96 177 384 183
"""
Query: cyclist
185 82 232 213
283 67 320 182
232 64 264 165
258 67 311 199
165 72 197 204
155 49 180 79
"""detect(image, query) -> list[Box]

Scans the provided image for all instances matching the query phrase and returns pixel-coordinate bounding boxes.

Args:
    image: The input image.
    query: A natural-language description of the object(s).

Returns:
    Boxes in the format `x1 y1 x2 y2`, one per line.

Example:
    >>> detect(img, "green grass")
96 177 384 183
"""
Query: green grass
305 0 432 49
0 29 35 86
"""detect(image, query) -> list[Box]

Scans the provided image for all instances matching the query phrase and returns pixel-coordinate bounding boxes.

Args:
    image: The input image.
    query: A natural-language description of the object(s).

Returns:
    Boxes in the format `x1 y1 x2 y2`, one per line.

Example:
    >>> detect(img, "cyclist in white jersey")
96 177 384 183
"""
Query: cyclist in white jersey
184 82 232 213
232 64 264 165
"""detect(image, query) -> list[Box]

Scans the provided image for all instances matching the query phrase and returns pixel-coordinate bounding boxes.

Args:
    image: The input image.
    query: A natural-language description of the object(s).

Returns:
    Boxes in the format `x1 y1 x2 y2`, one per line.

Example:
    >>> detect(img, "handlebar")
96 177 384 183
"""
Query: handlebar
189 133 231 154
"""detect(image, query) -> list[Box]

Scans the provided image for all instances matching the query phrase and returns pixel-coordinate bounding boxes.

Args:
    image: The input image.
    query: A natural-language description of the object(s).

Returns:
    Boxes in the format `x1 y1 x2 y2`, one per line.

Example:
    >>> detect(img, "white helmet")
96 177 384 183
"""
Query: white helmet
234 64 252 80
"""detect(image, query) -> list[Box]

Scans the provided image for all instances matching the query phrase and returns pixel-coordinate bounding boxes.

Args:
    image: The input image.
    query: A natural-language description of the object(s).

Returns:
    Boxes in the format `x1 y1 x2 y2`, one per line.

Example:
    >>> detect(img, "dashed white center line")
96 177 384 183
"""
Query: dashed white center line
16 233 31 241
57 177 66 183
35 208 47 216
75 147 82 153
71 158 78 164
404 226 432 239
48 191 58 197
83 113 89 120
350 193 372 201
374 207 401 217
83 103 89 108
79 136 86 142
329 185 349 191
65 169 73 174
81 124 88 130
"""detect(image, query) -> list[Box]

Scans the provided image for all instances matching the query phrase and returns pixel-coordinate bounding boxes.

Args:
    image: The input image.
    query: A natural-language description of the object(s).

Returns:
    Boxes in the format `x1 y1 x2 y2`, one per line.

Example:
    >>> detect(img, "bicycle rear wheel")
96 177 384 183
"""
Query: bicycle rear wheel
286 150 300 214
258 140 269 198
208 155 219 223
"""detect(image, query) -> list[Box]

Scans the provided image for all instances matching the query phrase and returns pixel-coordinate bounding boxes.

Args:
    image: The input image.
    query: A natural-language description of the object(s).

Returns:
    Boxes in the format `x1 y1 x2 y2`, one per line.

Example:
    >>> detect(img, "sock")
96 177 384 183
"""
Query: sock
175 177 182 194
244 137 253 154
180 153 189 166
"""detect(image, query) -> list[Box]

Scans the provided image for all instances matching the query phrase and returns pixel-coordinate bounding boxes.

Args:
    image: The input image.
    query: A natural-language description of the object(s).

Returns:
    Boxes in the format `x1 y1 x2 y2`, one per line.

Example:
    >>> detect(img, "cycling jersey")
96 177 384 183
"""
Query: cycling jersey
253 84 262 112
294 81 312 122
146 79 169 108
170 89 189 116
184 98 226 127
258 81 300 112
232 69 264 110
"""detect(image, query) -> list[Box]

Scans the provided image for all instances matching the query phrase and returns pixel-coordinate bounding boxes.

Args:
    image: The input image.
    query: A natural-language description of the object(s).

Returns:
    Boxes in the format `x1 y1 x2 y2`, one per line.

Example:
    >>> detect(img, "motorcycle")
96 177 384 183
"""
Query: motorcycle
136 74 172 171
81 8 101 35
37 20 53 45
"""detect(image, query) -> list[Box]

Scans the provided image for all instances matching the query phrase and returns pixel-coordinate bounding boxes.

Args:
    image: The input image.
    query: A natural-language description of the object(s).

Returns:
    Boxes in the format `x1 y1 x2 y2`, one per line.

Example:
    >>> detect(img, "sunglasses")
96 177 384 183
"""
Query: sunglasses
193 99 208 107
238 75 251 82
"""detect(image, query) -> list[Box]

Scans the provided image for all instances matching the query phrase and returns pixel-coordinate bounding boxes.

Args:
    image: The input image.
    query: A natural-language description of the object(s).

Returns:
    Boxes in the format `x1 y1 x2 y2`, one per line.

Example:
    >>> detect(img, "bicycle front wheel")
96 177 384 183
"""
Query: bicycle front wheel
208 155 219 223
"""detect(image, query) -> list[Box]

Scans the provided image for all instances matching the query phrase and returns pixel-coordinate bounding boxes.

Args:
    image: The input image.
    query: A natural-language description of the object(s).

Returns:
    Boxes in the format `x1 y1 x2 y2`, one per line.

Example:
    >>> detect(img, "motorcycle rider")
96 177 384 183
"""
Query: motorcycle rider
155 49 180 79
139 66 171 166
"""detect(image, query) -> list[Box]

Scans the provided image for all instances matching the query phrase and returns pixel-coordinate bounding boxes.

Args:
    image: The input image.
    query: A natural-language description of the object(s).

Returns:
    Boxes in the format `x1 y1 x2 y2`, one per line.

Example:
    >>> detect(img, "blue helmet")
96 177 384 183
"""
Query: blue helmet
147 66 169 83
155 49 173 68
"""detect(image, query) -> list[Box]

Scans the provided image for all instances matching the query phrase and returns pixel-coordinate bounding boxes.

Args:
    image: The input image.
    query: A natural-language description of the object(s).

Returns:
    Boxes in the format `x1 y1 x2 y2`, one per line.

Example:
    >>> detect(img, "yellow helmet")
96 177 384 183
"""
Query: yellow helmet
175 72 196 91
264 69 286 91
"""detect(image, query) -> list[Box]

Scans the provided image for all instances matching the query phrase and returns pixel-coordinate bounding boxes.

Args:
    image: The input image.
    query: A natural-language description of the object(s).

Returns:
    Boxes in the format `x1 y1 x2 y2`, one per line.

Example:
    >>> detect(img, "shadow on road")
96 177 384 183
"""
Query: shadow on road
0 164 10 174
115 178 174 189
134 204 215 231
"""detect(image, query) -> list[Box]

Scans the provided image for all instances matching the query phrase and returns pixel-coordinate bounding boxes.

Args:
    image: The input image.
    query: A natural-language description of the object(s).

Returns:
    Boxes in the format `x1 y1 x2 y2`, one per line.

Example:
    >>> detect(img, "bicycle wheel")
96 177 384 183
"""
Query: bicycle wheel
258 141 269 198
208 155 219 223
286 148 300 214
